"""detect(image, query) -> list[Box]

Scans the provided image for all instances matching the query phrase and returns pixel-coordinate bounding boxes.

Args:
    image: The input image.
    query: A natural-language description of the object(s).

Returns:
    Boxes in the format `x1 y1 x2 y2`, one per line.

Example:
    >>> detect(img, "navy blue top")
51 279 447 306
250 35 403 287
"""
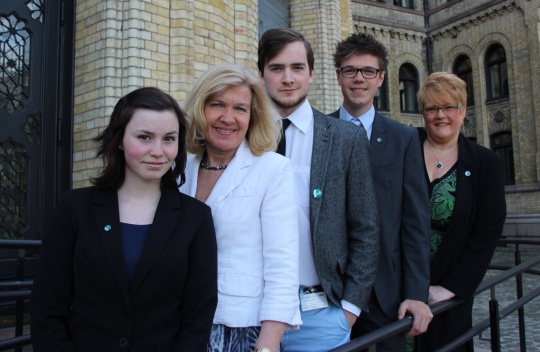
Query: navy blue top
120 223 151 281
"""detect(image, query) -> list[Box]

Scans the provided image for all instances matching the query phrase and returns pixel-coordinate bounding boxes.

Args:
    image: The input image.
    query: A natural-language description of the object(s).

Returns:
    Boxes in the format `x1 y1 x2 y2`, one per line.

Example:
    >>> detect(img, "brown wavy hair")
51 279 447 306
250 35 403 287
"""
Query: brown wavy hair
92 87 187 190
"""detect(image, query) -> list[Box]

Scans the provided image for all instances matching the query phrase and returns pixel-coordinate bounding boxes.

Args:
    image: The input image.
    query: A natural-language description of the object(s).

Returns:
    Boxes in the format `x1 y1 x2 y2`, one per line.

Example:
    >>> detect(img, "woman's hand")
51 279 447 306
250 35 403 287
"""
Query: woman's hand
428 285 455 305
254 320 287 352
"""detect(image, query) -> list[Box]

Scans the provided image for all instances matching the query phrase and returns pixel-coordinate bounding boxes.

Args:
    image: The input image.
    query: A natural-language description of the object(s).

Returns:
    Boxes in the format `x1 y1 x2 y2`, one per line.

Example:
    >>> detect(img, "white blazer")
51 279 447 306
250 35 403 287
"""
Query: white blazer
180 140 302 328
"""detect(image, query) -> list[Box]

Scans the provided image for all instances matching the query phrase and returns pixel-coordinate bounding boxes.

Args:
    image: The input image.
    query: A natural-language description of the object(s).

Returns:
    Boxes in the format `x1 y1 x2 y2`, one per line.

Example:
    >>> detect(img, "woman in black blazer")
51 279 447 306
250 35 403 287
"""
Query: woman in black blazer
410 72 506 352
30 87 218 352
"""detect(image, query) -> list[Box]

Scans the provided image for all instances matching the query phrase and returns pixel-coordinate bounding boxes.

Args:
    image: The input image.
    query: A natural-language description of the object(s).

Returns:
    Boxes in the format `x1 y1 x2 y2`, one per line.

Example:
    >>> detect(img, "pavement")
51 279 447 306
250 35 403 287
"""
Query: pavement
0 246 539 352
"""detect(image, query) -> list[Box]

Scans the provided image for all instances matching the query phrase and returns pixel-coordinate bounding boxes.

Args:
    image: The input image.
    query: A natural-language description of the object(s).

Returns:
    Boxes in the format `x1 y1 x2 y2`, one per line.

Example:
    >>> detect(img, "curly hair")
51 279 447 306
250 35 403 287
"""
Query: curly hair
333 32 389 72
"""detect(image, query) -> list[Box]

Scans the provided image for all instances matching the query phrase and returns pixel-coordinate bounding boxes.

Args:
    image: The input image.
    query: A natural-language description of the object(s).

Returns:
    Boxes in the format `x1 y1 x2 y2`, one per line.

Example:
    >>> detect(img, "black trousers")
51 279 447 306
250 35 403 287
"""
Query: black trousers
351 291 406 352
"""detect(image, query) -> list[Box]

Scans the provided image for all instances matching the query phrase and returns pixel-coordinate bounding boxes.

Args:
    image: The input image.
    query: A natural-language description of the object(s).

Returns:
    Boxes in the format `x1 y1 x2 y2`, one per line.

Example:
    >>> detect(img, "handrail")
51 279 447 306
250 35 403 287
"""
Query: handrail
0 336 32 352
475 254 540 293
435 285 540 352
0 240 41 249
0 238 539 352
329 299 463 352
331 241 540 352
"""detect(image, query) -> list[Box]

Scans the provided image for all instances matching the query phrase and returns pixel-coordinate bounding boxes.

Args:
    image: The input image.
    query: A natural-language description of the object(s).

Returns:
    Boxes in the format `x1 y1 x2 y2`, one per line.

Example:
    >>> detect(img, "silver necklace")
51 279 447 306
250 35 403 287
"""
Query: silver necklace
200 160 228 170
427 141 453 169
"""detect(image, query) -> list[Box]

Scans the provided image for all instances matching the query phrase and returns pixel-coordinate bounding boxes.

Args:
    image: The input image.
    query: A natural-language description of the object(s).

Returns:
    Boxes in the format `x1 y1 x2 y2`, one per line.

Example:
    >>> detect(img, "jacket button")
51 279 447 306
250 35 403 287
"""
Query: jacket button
119 338 128 348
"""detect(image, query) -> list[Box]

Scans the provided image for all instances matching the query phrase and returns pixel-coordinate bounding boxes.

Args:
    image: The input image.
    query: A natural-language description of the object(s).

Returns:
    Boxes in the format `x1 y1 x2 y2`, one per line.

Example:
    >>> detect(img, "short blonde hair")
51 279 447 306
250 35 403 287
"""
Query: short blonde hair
417 72 467 111
184 64 280 158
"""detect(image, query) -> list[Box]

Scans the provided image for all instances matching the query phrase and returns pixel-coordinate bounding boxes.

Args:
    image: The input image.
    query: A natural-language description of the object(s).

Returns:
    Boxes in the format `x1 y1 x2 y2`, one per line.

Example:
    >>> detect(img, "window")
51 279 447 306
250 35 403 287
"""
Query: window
485 44 509 101
394 0 414 9
399 64 419 113
374 77 389 112
491 131 515 185
453 55 474 107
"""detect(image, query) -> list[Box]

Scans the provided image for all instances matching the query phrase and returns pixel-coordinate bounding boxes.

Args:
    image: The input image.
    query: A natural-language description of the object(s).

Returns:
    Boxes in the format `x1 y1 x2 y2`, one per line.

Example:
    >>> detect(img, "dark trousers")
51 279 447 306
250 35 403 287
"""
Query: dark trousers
351 292 406 352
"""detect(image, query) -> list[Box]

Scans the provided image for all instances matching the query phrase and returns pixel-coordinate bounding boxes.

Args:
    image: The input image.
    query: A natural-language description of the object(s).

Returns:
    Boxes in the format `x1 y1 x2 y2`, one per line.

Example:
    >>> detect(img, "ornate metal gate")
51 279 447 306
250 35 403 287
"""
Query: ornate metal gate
0 0 74 242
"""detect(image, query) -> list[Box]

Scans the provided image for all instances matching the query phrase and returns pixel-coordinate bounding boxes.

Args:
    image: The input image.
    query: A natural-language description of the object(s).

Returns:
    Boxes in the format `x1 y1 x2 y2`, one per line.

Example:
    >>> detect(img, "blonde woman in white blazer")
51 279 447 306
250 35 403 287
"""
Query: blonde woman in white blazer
179 64 301 352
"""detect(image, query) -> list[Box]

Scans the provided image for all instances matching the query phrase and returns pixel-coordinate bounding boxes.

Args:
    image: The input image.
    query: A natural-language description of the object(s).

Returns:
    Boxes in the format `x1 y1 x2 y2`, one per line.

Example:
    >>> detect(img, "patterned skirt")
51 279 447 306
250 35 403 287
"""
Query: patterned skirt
207 324 261 352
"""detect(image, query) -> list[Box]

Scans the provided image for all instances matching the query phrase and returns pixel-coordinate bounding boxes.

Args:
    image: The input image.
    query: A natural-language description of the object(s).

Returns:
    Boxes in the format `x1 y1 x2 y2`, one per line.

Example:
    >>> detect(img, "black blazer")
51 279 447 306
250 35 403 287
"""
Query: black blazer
329 110 431 318
417 130 507 351
30 186 218 352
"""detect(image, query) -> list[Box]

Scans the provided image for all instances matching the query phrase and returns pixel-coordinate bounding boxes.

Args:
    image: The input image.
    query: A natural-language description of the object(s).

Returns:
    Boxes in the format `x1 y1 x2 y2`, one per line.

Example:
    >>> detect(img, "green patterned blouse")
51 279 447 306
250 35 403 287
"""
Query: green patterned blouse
406 166 457 352
428 167 457 262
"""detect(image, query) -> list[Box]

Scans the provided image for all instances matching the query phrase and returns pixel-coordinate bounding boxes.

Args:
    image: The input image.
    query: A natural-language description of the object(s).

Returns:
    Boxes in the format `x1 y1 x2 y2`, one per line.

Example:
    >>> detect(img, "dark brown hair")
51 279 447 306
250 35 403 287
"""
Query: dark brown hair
92 87 187 190
333 32 389 72
258 28 315 74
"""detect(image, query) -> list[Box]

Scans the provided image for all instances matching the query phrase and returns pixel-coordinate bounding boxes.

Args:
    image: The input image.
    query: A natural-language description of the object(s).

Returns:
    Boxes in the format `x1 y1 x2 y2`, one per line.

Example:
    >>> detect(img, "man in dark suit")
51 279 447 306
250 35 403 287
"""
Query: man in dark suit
329 32 432 351
257 28 380 352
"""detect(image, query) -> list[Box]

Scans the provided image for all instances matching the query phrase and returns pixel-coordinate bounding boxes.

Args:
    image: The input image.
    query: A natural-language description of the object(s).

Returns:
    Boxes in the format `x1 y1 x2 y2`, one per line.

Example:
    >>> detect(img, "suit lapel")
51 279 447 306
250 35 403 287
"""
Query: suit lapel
310 109 332 233
93 189 131 305
205 139 253 211
370 113 388 169
129 188 181 294
443 135 477 236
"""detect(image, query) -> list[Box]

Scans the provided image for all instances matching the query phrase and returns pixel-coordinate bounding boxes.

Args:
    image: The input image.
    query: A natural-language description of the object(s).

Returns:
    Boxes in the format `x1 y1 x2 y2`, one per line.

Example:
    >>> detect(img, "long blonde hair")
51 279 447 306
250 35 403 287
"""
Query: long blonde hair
185 64 280 158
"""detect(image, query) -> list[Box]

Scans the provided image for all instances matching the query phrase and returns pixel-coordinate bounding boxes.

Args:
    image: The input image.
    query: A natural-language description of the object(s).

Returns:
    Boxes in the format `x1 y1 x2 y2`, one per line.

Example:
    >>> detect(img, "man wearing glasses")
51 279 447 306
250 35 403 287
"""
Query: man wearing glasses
329 32 433 351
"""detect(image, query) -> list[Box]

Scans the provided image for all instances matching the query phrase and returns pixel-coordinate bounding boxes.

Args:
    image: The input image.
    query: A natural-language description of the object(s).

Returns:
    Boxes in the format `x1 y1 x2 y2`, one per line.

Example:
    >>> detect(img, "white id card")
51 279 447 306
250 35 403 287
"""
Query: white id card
300 291 329 312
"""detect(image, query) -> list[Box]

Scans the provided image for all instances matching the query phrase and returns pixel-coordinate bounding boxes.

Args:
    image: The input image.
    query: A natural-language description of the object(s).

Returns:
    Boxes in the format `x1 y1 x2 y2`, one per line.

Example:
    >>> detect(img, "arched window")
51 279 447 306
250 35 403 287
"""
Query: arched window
453 55 474 107
491 131 515 185
485 44 509 101
374 76 389 112
399 64 419 113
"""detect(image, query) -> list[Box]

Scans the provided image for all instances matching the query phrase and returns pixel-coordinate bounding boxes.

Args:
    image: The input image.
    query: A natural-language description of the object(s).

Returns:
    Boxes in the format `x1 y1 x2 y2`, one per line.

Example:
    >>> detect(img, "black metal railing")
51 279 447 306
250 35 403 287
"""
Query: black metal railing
331 238 540 352
0 240 41 352
0 238 539 352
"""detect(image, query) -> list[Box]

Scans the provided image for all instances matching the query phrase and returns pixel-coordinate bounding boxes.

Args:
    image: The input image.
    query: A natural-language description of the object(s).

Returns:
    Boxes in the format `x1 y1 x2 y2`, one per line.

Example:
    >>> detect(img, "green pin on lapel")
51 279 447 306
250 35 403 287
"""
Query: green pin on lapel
104 225 112 231
312 189 323 199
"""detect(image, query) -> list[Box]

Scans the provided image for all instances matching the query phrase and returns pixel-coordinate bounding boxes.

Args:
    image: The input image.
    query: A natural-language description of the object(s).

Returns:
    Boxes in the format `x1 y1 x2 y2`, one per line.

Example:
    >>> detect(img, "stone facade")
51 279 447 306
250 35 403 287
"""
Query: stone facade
351 0 540 237
72 0 540 236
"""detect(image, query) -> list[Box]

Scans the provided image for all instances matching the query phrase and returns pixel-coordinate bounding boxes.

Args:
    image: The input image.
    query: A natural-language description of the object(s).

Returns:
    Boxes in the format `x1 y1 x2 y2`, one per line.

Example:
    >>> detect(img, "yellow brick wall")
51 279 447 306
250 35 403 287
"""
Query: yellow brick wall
73 0 260 188
72 0 539 234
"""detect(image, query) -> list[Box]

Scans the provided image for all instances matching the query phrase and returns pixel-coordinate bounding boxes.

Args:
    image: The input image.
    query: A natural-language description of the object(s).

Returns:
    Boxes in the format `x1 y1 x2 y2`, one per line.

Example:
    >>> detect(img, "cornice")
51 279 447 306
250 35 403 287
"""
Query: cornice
429 2 518 42
352 1 519 43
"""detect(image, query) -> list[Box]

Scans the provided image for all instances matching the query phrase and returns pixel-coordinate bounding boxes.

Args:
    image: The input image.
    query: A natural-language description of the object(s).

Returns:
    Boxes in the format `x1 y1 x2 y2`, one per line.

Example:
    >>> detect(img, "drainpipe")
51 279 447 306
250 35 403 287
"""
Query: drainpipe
424 0 433 74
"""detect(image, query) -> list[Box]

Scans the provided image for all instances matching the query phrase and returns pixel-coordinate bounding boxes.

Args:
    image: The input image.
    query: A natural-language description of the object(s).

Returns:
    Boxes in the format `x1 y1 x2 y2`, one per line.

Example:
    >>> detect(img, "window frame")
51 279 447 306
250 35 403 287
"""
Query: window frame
453 55 475 107
485 44 509 101
490 131 515 185
399 63 419 113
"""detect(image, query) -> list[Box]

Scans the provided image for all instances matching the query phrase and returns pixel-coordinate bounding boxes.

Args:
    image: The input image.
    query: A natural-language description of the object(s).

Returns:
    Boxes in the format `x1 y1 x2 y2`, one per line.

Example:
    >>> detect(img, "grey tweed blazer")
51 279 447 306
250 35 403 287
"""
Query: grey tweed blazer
309 108 379 312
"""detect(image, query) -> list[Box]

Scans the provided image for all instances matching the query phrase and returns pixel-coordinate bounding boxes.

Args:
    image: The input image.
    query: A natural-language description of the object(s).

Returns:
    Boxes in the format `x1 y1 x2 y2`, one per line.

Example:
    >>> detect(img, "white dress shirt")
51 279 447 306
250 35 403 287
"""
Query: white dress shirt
284 100 361 316
283 100 318 287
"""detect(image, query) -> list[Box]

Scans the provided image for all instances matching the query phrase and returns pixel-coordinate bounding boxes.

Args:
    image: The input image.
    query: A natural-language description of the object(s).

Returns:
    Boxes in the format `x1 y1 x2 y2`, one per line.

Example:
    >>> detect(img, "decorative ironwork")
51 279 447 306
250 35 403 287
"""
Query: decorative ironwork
0 138 29 239
22 112 41 145
26 0 44 23
0 13 31 113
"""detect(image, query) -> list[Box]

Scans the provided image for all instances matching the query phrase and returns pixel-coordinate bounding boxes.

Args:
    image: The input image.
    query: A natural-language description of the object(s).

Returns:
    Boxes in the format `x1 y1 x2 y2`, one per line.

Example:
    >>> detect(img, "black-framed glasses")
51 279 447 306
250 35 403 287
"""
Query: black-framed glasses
338 66 380 79
422 104 462 117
